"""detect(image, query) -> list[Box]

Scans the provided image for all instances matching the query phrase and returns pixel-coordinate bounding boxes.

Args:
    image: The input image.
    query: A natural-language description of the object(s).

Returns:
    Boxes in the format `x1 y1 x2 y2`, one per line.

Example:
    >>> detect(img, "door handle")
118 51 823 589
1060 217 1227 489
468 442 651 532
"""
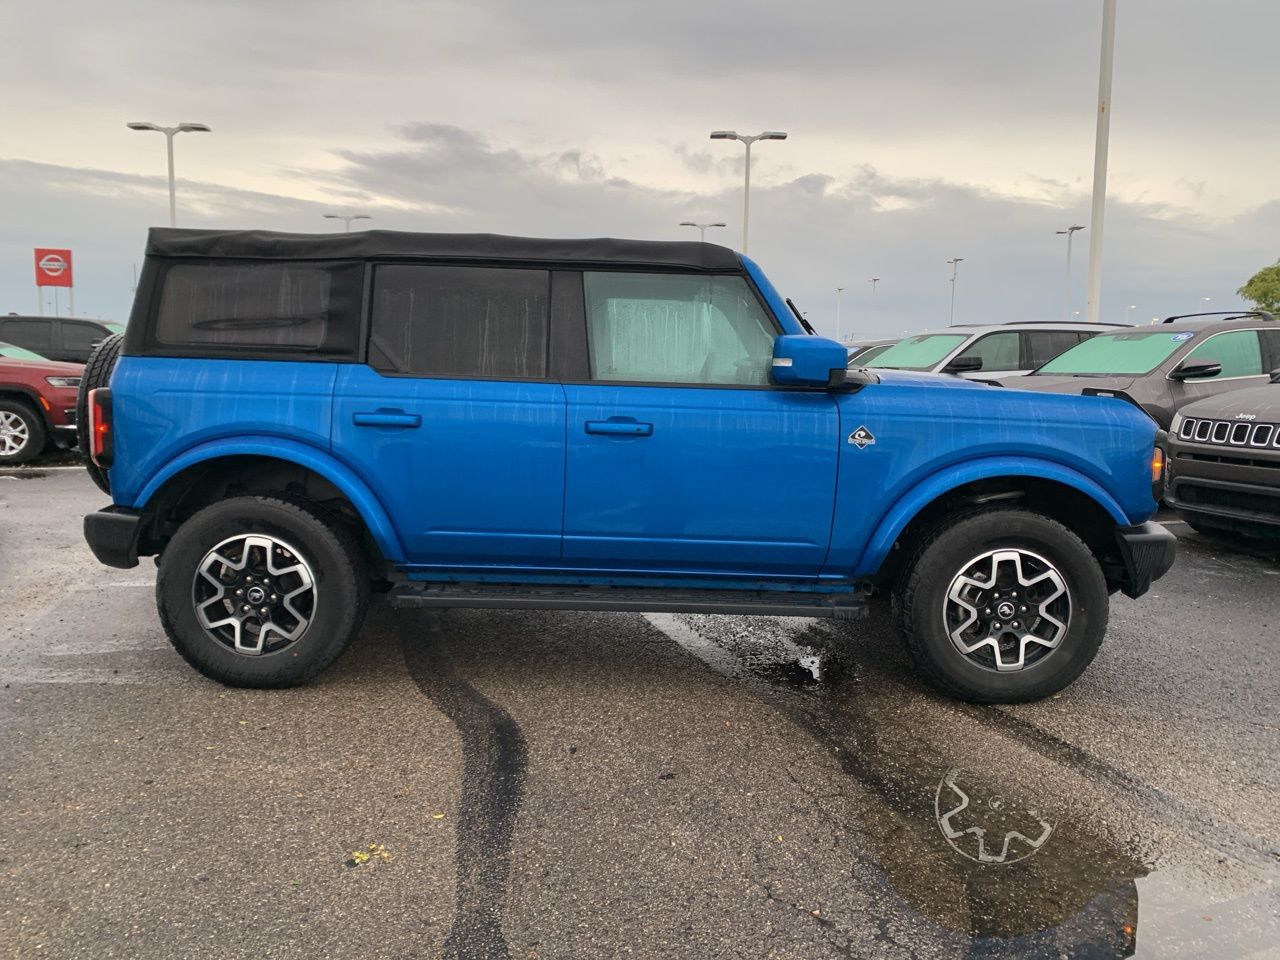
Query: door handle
585 418 653 437
353 410 421 428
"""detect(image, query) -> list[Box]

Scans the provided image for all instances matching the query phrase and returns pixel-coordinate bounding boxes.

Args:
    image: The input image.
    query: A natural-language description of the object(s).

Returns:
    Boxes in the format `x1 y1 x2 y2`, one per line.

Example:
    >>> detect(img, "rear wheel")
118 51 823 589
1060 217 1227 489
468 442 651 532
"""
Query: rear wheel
894 509 1108 703
76 332 123 493
156 496 368 687
0 399 46 465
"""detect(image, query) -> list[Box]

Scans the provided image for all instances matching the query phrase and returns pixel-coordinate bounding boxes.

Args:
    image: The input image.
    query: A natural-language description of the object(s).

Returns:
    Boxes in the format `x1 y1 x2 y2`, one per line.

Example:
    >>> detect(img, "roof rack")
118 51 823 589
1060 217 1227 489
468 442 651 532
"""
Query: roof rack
1000 320 1130 326
1161 310 1275 324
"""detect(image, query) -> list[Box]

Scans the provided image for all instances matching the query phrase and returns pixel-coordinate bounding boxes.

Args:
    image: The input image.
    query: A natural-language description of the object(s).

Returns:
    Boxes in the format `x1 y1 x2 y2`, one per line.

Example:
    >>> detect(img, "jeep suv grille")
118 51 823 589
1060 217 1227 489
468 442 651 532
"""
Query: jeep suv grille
1179 417 1280 449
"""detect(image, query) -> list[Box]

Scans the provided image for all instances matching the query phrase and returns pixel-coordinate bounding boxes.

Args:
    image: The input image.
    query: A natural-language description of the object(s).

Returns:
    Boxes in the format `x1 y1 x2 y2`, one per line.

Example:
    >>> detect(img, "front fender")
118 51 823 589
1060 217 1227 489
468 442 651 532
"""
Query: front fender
132 436 406 564
851 455 1129 577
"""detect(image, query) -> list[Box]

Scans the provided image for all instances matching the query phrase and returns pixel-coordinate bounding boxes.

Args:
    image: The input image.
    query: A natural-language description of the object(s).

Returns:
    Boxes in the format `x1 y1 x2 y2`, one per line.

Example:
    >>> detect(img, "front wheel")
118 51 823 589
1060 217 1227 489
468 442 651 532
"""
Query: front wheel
156 496 368 688
894 509 1108 703
0 399 46 465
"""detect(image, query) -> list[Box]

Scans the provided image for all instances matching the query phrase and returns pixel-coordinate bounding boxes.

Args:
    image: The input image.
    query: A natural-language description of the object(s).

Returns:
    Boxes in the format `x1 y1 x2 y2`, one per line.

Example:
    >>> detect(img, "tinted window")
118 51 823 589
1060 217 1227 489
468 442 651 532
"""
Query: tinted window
1261 329 1280 372
1184 330 1263 379
155 261 362 354
370 265 549 378
583 273 776 385
1 319 54 354
956 331 1019 370
61 321 106 354
1023 330 1086 368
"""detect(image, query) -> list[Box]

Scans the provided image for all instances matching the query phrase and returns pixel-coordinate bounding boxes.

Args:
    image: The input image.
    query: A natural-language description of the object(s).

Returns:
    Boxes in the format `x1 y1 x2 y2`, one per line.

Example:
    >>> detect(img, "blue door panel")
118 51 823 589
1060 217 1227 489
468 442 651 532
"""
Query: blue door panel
563 384 839 577
331 365 565 566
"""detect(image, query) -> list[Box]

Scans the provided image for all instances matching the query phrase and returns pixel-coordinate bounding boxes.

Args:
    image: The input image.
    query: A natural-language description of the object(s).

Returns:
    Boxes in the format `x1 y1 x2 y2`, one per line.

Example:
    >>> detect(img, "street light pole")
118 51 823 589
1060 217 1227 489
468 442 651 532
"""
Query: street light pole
947 258 964 325
1085 0 1117 322
1127 304 1137 323
835 287 845 342
709 130 788 253
127 122 211 227
678 221 727 242
1057 225 1085 322
323 214 372 232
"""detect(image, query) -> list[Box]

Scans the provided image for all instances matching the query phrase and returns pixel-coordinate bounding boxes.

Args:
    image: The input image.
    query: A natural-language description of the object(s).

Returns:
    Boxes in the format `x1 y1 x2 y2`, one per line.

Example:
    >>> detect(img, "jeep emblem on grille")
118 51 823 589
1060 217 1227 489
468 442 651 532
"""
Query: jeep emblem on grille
1234 413 1257 421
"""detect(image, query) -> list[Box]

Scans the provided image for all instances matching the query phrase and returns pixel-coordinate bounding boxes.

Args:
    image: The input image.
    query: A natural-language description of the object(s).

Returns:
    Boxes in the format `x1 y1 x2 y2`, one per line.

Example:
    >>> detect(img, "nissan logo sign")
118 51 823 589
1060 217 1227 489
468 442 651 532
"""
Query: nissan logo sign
38 254 67 277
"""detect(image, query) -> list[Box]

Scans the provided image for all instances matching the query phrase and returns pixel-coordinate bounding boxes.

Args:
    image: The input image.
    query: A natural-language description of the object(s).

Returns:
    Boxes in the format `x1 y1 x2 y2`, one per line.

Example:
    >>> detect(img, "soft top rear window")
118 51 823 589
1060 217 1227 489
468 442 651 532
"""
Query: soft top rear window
148 259 363 358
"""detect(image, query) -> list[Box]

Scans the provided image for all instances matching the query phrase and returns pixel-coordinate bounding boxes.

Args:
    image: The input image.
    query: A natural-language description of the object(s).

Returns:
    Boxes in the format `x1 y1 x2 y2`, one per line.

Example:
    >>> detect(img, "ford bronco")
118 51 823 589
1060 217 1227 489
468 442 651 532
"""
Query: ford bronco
80 228 1175 702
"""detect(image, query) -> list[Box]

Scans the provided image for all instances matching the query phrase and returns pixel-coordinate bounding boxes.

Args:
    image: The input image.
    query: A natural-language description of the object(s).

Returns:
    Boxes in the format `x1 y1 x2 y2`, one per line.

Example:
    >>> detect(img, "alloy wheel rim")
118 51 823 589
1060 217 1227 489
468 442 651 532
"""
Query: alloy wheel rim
0 411 30 457
192 534 317 656
943 548 1071 672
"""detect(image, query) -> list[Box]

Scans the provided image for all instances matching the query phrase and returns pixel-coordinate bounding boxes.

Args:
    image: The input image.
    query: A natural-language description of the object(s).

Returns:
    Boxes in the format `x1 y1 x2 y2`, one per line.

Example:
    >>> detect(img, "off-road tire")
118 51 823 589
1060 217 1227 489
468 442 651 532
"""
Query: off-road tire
156 495 369 688
893 508 1108 704
76 333 123 493
0 398 46 465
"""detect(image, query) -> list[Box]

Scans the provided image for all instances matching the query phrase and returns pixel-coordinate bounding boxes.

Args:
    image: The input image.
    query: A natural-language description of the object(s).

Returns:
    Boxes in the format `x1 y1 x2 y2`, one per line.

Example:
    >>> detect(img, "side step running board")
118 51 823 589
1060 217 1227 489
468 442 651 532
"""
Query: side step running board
390 583 866 620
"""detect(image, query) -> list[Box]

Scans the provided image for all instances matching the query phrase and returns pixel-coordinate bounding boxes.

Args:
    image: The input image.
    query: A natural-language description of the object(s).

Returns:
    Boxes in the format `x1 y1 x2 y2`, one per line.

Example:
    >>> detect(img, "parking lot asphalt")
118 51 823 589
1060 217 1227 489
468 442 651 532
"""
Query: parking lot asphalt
2 468 1278 959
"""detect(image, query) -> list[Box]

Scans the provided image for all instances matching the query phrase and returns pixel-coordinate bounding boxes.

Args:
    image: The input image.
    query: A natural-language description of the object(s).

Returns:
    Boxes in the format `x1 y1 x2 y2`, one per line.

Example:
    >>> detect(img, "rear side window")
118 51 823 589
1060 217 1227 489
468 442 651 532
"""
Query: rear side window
151 260 363 356
0 319 53 355
1023 330 1086 368
370 265 549 379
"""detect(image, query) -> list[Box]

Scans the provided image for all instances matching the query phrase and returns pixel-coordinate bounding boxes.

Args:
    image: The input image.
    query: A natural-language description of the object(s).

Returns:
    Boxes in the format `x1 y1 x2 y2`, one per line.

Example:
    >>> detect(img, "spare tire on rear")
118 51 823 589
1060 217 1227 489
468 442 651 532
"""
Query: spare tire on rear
76 332 124 495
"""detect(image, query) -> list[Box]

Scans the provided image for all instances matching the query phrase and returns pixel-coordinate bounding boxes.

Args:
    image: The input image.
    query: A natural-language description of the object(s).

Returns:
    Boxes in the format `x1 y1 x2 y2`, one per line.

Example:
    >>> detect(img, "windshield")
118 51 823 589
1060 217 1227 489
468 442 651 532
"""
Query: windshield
0 342 45 360
864 334 967 371
105 323 125 334
1036 330 1191 376
848 342 894 366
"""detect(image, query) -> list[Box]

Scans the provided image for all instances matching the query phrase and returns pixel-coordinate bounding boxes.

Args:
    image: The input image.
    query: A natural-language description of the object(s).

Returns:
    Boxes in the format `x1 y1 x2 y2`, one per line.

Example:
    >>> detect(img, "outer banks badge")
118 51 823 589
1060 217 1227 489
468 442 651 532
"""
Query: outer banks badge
848 425 876 449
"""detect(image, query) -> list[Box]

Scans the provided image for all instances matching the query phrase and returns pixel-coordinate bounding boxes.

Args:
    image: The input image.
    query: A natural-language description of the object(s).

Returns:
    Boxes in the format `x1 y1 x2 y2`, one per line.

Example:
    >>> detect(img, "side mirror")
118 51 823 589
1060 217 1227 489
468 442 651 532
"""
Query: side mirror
771 334 849 388
1170 358 1222 381
942 356 984 374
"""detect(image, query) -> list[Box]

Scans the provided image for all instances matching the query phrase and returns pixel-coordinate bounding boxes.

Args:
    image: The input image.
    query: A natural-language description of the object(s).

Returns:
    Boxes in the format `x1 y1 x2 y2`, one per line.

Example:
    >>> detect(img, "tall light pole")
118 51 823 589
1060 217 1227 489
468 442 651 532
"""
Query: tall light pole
709 130 787 253
1085 0 1117 322
947 258 964 325
835 287 845 342
678 221 727 242
127 122 211 226
323 213 372 232
1202 297 1211 312
1057 225 1085 322
1126 304 1137 323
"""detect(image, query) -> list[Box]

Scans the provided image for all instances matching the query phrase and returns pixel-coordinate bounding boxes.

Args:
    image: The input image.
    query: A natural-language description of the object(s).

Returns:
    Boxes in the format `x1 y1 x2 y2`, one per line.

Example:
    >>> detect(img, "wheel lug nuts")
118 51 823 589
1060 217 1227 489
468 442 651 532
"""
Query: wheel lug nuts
270 594 278 602
235 589 244 597
1020 605 1027 613
1012 621 1020 628
241 604 250 612
259 607 269 617
992 621 1002 630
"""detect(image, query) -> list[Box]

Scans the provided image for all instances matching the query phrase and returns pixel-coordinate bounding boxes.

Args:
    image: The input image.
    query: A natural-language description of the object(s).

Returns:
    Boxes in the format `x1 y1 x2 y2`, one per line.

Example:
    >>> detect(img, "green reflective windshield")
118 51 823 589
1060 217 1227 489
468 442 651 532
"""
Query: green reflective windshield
1036 331 1189 376
105 323 125 334
0 343 44 360
864 334 967 370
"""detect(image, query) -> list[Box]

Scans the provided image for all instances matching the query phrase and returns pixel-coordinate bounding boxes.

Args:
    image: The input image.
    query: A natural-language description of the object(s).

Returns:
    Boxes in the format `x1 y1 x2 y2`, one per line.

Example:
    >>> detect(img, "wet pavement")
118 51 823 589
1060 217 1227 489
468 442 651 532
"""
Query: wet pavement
1 468 1278 958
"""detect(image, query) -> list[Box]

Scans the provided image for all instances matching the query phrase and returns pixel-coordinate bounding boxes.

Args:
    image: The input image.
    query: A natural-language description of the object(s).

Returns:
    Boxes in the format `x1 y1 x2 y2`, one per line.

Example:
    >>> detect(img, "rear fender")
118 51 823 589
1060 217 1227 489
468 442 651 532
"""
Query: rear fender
133 437 406 564
852 455 1129 577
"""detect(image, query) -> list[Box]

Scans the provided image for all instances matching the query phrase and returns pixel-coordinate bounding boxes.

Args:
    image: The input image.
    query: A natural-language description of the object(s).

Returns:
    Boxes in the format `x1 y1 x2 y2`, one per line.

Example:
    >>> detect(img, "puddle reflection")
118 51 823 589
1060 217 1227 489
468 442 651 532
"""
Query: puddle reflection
668 614 1150 957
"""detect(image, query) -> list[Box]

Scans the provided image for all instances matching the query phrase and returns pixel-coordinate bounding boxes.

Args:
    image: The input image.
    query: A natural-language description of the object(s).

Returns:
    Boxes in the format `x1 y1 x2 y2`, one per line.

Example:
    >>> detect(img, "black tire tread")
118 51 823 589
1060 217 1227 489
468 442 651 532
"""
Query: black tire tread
893 507 1106 703
76 333 124 494
156 494 369 688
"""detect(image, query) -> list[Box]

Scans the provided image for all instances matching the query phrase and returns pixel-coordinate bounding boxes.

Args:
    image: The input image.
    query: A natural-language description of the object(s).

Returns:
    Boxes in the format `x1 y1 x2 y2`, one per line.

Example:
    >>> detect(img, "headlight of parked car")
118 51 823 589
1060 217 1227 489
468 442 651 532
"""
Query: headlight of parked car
45 376 82 388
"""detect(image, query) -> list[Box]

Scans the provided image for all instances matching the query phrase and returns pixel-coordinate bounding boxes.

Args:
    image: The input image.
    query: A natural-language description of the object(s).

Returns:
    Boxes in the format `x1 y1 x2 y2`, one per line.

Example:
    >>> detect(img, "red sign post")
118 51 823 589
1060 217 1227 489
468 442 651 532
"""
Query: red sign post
33 247 74 316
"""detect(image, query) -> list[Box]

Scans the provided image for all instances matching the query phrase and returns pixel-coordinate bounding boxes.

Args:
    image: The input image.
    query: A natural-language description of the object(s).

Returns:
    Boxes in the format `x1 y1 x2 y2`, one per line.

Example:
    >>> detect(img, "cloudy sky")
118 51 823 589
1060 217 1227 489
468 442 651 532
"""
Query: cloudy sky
1 0 1277 339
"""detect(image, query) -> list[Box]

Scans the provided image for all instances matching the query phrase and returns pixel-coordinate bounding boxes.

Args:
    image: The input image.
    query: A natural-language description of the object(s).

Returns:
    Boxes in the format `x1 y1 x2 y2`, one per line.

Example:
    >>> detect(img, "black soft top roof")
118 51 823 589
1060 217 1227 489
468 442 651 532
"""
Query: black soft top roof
145 228 743 271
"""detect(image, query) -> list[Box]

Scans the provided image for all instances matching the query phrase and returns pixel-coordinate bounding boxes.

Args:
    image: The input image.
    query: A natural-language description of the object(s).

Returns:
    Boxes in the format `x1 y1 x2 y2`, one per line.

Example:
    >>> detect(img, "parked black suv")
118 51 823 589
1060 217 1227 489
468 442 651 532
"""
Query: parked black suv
0 315 124 363
1167 373 1280 537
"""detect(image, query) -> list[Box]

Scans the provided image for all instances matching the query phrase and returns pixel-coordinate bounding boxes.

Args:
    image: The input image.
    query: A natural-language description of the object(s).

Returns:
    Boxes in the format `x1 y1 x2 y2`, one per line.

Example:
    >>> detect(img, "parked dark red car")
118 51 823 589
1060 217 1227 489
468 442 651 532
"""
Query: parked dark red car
0 341 83 464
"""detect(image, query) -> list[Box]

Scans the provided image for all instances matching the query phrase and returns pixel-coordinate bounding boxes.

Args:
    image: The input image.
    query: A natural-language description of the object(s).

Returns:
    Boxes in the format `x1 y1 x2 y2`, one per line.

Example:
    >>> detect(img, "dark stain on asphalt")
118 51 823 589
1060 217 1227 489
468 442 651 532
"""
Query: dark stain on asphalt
399 610 527 960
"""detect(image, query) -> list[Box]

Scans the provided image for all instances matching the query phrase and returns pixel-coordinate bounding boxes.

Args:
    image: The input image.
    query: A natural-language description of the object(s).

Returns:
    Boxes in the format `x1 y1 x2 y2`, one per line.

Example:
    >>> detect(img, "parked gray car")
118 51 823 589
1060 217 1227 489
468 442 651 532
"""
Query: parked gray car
860 321 1123 379
998 312 1279 430
1166 374 1280 537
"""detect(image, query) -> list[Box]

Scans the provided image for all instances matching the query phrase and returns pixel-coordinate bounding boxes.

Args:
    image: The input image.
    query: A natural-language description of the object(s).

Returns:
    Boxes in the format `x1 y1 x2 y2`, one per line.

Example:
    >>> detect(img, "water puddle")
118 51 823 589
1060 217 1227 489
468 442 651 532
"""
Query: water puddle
651 611 1280 958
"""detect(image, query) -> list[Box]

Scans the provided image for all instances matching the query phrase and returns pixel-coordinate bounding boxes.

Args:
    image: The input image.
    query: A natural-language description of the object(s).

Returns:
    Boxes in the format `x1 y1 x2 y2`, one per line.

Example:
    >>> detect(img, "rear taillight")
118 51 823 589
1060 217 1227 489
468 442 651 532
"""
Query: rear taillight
88 387 113 468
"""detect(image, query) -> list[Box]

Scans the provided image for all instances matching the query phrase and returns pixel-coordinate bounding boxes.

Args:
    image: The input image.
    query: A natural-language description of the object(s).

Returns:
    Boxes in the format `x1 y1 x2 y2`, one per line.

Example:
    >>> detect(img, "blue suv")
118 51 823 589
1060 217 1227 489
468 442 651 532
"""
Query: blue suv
80 228 1175 702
